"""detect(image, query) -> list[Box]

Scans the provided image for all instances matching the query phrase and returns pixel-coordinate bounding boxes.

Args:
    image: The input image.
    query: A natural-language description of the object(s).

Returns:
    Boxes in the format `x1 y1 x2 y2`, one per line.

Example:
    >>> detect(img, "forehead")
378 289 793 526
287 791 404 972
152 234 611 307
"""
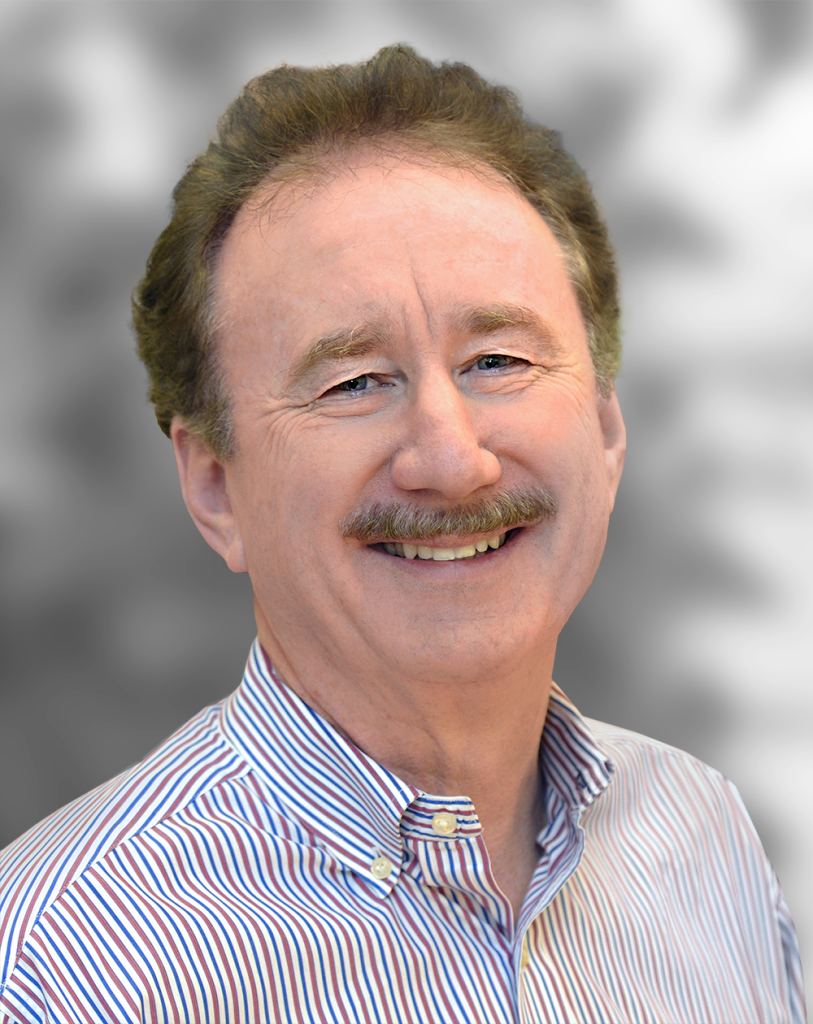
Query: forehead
214 150 586 367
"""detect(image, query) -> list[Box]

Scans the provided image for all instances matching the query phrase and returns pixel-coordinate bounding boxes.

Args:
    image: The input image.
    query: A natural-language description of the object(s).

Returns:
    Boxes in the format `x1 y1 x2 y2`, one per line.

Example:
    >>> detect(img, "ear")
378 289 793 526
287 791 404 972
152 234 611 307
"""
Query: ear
598 387 626 513
170 418 248 573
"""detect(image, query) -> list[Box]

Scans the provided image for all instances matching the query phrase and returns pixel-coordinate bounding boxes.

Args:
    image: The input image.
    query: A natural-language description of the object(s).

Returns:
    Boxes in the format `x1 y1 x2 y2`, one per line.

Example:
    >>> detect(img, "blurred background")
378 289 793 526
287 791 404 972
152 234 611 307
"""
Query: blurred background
0 0 810 996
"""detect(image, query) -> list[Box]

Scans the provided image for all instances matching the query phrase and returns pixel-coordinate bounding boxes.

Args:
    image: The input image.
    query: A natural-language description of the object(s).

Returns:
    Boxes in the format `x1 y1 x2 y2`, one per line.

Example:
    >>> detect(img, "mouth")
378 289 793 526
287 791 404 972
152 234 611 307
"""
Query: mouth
371 528 519 561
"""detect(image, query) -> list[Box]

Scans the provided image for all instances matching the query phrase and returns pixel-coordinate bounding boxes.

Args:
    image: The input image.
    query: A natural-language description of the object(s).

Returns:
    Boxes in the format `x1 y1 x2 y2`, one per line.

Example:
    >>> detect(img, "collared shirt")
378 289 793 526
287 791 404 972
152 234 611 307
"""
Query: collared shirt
0 641 804 1024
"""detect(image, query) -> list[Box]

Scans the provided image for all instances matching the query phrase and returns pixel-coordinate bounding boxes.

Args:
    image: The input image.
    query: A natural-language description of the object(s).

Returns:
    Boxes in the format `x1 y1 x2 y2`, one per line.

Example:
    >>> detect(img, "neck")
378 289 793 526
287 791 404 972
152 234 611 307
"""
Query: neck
255 606 554 920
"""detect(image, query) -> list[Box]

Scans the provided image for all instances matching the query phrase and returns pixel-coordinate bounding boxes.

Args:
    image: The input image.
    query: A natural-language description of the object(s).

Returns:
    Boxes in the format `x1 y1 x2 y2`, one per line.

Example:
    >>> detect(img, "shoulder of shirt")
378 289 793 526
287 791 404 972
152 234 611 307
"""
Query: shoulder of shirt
585 715 709 761
582 715 755 824
0 698 249 992
585 715 724 778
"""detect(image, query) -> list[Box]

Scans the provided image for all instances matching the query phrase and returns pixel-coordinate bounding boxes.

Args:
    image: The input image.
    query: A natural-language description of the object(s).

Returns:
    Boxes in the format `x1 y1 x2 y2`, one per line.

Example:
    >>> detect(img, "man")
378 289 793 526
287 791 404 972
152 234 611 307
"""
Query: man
0 45 804 1024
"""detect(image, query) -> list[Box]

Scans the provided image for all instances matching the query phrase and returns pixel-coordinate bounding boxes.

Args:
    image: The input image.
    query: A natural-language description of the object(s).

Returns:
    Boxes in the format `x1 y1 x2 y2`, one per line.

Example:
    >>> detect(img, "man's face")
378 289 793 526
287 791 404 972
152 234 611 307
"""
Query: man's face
207 152 624 684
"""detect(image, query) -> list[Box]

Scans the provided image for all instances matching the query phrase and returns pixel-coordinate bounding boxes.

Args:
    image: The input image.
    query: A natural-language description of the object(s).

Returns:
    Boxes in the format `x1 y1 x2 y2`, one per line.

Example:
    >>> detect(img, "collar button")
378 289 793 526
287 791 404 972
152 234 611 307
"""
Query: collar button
370 856 393 880
431 812 458 837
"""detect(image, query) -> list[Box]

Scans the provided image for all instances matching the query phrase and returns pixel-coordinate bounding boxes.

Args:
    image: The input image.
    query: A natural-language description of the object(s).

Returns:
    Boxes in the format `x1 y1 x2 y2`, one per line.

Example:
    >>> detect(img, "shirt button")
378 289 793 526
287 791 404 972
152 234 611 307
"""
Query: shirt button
370 856 393 880
431 812 458 836
520 941 531 969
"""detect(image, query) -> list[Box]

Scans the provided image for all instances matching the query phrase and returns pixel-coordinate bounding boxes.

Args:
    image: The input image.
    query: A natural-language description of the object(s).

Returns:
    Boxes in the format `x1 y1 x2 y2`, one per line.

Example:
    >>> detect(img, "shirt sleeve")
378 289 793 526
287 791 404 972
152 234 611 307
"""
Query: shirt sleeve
771 869 807 1024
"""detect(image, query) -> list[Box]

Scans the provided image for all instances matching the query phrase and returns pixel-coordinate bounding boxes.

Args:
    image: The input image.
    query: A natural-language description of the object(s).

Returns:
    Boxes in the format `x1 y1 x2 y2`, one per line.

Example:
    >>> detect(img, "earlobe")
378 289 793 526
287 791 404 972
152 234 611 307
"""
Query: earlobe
598 388 626 513
170 418 248 573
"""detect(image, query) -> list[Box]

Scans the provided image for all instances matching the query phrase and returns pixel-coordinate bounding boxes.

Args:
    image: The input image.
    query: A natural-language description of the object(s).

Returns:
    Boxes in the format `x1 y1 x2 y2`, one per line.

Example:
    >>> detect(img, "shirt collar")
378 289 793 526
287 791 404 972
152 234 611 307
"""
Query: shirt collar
220 640 613 892
220 641 416 894
542 682 614 813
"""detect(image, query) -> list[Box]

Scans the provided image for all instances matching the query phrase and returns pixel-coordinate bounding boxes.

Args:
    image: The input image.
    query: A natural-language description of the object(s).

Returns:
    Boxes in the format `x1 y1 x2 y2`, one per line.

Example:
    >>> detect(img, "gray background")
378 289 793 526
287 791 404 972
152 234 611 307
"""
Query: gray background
1 0 811 996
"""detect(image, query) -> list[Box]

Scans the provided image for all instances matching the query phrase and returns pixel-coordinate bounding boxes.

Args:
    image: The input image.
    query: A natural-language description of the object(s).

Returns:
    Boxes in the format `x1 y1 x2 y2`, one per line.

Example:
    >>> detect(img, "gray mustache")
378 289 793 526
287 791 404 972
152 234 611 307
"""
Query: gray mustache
340 487 558 541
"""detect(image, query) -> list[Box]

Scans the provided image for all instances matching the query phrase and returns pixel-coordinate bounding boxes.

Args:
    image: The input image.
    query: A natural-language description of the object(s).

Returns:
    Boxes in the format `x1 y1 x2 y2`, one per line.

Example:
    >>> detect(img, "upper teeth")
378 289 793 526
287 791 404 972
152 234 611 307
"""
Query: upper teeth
383 532 507 560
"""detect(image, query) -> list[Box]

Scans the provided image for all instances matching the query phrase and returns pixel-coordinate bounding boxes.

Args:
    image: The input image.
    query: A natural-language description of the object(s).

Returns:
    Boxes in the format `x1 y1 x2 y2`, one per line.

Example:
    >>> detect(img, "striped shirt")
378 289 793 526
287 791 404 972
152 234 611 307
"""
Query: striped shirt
0 641 804 1023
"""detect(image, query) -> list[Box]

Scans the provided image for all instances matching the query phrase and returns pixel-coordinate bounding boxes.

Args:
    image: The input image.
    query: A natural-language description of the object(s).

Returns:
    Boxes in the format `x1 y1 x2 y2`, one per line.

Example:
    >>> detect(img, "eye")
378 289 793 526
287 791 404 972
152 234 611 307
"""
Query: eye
334 375 371 392
475 354 519 370
321 372 395 399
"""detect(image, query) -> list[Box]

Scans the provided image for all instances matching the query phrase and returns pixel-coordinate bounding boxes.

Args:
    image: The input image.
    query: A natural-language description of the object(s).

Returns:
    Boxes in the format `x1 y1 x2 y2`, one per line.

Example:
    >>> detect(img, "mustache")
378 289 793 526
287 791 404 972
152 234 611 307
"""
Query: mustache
340 486 558 541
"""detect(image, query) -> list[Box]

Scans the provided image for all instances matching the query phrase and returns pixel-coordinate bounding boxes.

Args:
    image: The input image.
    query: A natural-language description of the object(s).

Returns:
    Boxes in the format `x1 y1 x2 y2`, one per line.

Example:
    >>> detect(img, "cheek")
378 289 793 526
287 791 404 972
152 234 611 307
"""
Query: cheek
514 385 606 481
524 404 613 569
240 417 380 549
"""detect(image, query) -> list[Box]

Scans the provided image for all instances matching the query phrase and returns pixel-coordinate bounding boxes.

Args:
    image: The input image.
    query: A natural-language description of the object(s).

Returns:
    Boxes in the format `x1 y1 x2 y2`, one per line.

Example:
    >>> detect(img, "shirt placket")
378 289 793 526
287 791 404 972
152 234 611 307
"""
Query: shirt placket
514 798 588 1023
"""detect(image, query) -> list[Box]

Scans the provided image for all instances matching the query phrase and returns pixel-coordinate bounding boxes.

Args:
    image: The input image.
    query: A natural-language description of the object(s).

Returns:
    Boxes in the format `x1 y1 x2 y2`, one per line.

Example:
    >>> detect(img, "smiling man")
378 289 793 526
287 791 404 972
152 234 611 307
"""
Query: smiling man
0 47 804 1024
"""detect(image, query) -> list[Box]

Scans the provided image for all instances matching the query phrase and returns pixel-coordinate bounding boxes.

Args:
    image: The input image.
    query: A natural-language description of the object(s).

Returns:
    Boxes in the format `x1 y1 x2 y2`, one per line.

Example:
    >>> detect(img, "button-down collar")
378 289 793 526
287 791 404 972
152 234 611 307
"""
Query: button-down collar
221 641 614 913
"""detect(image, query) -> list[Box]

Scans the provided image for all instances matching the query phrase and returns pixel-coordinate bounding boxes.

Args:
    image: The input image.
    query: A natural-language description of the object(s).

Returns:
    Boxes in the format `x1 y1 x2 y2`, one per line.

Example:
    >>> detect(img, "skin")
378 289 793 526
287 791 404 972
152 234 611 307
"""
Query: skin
172 150 626 923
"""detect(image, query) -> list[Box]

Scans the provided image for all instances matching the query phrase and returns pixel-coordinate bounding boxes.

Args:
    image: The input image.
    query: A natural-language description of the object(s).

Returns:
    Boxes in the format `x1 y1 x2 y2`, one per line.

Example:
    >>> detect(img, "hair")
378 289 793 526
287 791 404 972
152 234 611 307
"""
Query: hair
133 44 621 458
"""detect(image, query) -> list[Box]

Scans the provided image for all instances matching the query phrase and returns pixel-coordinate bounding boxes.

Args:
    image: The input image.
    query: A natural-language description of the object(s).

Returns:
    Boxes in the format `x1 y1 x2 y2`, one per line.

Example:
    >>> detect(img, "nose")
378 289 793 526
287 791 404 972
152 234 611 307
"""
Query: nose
389 371 501 499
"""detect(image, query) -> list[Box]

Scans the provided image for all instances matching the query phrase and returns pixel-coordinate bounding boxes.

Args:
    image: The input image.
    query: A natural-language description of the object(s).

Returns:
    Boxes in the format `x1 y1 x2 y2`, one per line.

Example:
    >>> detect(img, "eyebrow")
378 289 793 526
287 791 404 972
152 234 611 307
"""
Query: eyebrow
286 322 392 391
451 303 561 351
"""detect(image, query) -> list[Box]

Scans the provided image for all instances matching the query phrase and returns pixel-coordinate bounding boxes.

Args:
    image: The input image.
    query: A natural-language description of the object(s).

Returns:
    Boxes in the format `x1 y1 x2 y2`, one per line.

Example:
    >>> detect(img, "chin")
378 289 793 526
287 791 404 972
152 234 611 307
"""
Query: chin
378 618 550 684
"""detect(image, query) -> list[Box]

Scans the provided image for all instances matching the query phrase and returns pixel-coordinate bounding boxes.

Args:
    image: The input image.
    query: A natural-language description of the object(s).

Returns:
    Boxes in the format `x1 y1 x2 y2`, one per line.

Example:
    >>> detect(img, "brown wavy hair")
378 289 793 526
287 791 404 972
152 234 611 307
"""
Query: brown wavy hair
133 44 620 458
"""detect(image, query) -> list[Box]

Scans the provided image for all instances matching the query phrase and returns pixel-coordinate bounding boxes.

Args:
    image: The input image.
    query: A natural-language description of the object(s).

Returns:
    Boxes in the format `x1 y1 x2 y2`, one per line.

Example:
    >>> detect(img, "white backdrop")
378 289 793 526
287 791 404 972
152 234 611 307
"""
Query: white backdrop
0 0 810 997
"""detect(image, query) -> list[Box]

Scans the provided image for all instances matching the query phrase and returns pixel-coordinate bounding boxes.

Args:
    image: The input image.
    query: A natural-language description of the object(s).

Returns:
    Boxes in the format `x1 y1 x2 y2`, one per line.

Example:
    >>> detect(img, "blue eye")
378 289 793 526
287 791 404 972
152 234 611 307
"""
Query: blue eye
476 354 511 370
335 375 370 392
